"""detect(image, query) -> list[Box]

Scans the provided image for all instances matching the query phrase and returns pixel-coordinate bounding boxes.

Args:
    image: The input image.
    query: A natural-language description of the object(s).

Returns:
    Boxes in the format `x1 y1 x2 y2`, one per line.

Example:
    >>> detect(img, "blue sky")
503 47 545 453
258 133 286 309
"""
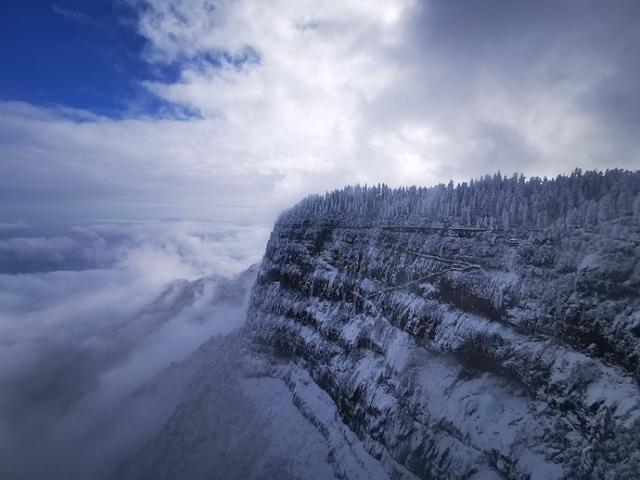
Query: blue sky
0 0 638 223
0 0 181 117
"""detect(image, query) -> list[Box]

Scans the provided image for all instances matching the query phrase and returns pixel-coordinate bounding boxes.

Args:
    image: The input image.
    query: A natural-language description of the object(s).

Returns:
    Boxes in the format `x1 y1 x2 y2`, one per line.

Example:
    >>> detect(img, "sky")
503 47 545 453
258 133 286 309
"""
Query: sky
1 0 639 222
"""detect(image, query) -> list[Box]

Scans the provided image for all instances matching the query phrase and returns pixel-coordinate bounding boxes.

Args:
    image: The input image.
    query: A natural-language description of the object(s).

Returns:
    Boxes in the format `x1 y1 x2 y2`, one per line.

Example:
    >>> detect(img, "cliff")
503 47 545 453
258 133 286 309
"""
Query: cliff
247 170 640 479
120 170 640 479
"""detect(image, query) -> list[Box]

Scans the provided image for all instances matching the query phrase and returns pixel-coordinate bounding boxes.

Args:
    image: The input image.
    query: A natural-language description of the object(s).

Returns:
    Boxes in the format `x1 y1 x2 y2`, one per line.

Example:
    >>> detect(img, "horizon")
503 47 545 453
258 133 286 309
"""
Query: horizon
1 166 638 225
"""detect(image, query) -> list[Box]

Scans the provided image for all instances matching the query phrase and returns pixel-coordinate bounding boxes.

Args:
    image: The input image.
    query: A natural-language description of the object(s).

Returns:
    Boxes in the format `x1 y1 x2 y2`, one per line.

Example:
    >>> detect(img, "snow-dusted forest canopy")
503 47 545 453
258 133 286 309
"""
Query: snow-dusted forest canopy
285 169 640 230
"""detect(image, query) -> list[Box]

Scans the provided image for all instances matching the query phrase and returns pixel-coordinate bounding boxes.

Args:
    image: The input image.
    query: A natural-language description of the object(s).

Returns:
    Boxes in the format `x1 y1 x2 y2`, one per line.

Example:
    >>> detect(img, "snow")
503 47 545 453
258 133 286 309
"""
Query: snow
239 376 338 479
118 172 640 479
286 366 396 480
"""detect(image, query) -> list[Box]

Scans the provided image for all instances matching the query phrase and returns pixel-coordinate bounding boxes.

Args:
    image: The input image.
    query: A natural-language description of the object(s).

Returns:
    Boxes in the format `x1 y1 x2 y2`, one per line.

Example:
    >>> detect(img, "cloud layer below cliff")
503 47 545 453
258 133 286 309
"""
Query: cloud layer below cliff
0 221 269 479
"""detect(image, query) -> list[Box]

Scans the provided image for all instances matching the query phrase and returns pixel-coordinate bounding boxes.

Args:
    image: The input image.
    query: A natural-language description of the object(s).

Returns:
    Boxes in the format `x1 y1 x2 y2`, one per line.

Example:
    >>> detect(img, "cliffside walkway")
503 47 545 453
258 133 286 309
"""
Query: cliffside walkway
367 239 482 298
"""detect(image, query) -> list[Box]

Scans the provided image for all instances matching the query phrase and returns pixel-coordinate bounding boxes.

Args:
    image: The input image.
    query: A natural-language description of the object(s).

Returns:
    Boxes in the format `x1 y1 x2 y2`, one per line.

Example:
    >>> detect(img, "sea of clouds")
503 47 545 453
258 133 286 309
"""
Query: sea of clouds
0 219 271 479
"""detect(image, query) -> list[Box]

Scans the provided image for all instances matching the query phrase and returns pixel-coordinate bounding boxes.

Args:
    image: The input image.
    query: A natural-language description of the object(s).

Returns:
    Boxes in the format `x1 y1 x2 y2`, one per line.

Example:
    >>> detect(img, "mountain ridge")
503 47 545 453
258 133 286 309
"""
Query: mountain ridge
119 169 640 479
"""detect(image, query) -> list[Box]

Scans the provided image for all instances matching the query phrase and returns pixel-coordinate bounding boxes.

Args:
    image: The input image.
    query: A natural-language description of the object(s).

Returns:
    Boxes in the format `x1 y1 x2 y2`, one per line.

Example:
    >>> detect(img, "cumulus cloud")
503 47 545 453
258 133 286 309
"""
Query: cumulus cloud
1 0 638 221
0 221 269 479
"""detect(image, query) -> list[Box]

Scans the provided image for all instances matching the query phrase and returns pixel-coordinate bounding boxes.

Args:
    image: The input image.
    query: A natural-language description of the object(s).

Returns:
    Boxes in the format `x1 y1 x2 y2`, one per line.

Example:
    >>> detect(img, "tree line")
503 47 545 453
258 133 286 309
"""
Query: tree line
284 169 640 230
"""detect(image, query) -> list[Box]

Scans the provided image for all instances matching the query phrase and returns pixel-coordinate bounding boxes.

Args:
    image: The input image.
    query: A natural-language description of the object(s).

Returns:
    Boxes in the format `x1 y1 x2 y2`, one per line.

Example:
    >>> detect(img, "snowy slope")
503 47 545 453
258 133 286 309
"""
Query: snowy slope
117 333 399 480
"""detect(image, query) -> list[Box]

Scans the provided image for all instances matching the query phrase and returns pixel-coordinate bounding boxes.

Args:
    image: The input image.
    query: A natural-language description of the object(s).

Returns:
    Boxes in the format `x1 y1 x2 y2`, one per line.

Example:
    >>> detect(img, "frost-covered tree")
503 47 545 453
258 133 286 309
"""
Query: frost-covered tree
283 169 640 231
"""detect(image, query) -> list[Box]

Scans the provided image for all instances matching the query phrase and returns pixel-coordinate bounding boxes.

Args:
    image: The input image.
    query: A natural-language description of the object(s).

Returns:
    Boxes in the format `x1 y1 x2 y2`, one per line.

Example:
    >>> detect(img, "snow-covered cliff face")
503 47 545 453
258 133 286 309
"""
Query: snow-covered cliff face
120 171 640 480
246 202 640 477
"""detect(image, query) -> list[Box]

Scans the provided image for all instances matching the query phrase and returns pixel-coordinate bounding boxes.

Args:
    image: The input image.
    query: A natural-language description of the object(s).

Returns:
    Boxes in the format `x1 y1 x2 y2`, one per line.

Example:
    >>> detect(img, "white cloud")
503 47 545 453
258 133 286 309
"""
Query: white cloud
136 0 423 193
1 0 637 222
51 5 93 24
0 221 269 479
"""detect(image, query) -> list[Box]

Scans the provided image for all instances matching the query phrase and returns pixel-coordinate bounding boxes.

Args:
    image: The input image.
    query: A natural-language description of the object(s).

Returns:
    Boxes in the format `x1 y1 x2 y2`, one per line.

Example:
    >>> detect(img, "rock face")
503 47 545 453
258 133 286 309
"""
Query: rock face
246 172 640 479
120 171 640 479
247 222 640 479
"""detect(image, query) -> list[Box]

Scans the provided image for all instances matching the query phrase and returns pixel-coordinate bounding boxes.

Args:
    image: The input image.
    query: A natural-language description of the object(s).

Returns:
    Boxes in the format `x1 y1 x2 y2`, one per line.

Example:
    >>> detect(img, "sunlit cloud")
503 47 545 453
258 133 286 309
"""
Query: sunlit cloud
1 0 638 221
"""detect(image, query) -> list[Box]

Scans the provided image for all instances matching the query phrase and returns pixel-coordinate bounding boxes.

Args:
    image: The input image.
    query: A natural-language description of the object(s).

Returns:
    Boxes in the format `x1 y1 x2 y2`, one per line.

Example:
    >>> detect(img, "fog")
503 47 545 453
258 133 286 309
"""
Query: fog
0 220 270 480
